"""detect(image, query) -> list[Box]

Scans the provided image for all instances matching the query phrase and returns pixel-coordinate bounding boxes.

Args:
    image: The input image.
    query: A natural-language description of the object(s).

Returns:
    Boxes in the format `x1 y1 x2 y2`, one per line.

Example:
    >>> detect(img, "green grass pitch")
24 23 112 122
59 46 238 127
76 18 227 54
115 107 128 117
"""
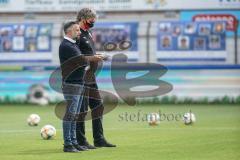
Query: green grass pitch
0 104 239 160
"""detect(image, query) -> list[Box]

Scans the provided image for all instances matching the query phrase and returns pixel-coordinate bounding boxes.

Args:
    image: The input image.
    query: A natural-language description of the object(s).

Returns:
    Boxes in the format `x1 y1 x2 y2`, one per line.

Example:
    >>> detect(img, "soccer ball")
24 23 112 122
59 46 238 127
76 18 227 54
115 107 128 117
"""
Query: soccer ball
183 112 196 125
40 125 56 140
27 114 40 126
27 84 49 106
147 113 160 126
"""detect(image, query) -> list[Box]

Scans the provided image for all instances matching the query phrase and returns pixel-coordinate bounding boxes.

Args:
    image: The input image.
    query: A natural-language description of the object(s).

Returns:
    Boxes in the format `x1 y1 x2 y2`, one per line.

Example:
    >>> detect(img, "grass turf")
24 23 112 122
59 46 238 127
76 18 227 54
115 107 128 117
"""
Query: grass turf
0 104 239 160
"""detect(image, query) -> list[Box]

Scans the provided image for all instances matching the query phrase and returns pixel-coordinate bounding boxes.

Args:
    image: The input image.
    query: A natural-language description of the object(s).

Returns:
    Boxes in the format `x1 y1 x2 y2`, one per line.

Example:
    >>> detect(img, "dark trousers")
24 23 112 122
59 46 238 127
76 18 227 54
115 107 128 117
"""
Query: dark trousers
76 83 105 144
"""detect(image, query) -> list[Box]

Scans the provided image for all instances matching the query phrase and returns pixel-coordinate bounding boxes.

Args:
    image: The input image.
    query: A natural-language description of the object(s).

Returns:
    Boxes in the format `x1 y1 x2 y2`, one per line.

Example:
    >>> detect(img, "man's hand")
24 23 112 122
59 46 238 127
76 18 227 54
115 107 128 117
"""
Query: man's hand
94 54 105 61
85 54 110 62
85 55 104 62
96 54 110 61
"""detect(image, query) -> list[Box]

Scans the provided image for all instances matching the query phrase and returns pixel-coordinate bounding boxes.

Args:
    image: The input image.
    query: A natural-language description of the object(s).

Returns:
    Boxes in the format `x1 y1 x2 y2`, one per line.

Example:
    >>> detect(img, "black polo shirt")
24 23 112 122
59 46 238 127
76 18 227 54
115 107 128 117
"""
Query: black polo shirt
77 29 96 56
77 29 98 84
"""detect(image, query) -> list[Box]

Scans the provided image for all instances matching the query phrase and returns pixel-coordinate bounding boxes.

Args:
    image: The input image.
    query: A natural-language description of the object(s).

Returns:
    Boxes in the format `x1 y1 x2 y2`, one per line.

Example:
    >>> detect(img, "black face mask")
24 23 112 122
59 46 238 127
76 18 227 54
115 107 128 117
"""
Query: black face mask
87 22 94 28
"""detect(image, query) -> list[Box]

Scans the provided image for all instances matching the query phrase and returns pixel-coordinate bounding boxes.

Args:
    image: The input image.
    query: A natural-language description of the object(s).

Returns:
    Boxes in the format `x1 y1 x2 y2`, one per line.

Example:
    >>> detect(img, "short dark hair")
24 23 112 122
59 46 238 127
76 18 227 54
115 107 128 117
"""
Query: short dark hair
63 21 77 34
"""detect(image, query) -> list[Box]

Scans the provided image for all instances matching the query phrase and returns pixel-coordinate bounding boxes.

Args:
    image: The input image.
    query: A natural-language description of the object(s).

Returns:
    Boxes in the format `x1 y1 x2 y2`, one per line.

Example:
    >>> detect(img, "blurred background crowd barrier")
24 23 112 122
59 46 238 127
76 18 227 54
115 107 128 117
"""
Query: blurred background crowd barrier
0 0 239 104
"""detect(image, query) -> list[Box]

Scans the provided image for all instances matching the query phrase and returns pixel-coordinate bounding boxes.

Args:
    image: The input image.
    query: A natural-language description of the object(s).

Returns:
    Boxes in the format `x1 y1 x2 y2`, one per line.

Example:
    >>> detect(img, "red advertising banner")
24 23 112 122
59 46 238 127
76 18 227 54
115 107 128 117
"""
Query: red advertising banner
193 14 238 31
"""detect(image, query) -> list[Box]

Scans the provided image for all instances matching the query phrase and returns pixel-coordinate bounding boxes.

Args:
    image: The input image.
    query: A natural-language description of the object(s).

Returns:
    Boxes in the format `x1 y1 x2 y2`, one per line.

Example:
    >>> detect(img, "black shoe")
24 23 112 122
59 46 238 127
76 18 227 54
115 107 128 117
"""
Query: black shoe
63 145 80 152
73 144 89 151
79 141 96 149
94 140 116 148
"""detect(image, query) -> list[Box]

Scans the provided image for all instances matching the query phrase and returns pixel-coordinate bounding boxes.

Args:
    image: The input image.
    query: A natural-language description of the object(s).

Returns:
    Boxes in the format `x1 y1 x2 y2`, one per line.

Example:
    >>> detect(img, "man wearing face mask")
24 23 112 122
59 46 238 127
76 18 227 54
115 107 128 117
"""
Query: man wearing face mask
75 8 116 149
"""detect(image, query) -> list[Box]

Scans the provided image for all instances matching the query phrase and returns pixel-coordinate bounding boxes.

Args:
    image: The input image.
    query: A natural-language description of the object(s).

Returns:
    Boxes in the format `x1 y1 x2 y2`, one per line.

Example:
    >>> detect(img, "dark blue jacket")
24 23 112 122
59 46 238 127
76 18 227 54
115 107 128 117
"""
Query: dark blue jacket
59 39 87 83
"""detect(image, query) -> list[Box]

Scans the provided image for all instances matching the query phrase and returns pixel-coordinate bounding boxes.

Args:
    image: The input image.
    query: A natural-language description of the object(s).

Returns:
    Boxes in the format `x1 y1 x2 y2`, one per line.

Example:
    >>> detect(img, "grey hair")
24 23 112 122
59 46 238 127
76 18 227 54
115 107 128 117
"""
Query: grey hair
76 8 97 22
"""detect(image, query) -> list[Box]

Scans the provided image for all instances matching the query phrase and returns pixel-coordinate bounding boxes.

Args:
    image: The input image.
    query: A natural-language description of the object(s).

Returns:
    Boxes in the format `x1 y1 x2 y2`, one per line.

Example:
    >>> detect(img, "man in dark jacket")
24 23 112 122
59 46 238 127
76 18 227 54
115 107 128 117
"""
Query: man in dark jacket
59 21 104 152
75 8 116 149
